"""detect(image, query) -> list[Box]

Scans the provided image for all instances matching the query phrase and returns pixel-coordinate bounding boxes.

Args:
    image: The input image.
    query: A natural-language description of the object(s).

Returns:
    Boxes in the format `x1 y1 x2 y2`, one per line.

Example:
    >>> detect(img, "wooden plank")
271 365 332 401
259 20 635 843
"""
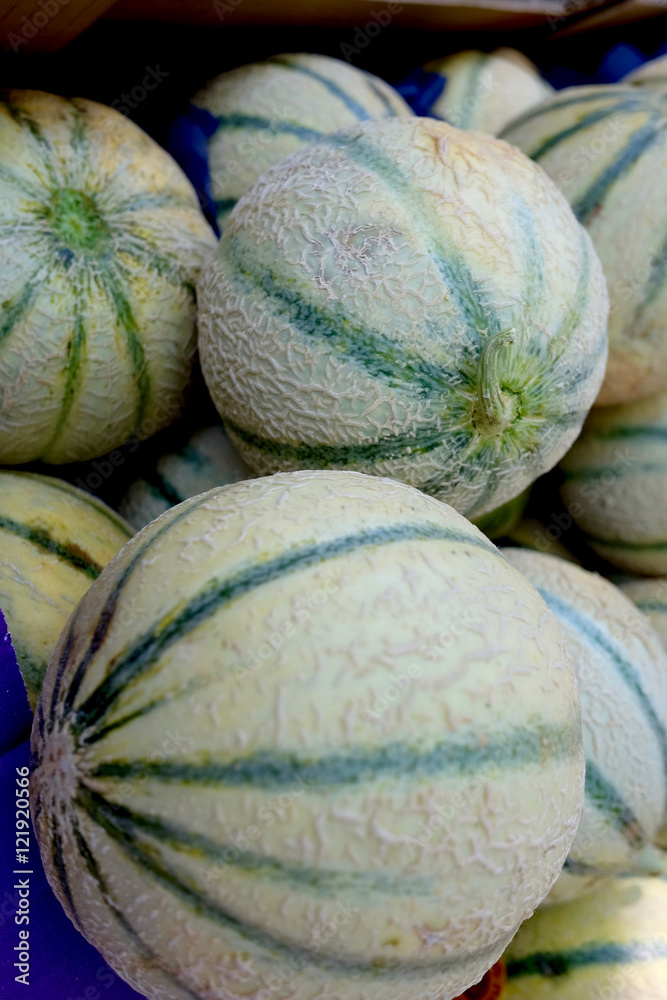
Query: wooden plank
0 0 117 54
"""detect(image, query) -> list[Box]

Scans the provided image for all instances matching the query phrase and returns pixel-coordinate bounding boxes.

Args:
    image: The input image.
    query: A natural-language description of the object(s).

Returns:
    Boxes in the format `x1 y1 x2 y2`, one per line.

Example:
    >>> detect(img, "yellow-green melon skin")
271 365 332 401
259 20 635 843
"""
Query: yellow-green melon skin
0 471 131 709
0 89 217 465
198 117 608 521
505 517 581 564
424 49 553 136
31 470 585 1000
502 877 667 999
502 549 667 904
192 53 413 231
560 388 667 575
471 486 529 541
500 85 667 408
118 423 251 530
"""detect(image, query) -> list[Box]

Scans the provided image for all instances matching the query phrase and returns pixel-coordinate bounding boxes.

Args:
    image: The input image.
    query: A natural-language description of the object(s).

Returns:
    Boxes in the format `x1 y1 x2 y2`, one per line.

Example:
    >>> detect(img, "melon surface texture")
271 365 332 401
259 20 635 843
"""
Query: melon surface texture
501 85 667 407
620 577 667 650
0 471 131 709
423 49 553 135
560 388 667 575
119 423 251 530
198 117 608 520
502 549 667 903
623 54 667 87
189 53 412 231
502 877 667 998
0 89 217 464
31 470 584 1000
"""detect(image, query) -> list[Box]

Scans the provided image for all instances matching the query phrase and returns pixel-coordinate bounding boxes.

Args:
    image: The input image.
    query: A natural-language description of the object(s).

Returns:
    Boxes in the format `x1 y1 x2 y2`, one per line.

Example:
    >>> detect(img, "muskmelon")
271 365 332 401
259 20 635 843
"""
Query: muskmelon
560 388 667 575
422 49 553 135
118 423 251 530
0 89 217 465
31 470 585 1000
501 85 667 407
0 471 131 708
502 549 667 903
503 877 667 998
504 517 581 564
198 116 608 520
181 53 412 232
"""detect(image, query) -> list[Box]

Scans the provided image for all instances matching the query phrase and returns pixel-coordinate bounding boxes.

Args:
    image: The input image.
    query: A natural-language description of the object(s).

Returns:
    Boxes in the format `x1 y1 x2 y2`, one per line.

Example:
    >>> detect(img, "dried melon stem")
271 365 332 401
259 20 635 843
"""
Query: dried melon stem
475 329 517 435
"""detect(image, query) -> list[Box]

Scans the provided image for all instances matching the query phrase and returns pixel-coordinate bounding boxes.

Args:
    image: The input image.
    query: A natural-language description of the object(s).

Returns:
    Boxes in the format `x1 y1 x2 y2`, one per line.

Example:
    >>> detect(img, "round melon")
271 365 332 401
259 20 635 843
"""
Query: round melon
423 49 553 135
118 423 251 530
500 85 667 407
185 53 412 232
504 517 581 564
0 89 217 465
197 116 608 521
31 470 585 1000
502 877 667 998
620 577 667 649
560 388 667 575
501 549 667 903
0 470 131 709
623 54 667 88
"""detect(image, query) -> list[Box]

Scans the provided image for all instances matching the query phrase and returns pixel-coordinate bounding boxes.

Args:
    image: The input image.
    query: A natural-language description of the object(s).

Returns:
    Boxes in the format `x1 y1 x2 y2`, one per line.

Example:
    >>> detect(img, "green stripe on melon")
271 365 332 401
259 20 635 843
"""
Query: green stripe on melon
0 471 131 709
31 470 585 1000
198 117 608 520
500 85 667 407
559 388 667 575
502 877 667 998
423 48 553 135
191 53 413 231
118 424 251 530
501 548 667 904
0 89 216 465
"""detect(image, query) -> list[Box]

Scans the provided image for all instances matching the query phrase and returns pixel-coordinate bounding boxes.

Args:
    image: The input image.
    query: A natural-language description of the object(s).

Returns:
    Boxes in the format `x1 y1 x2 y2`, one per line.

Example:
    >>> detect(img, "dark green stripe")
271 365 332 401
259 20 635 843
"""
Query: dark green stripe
74 521 500 734
221 235 459 398
633 230 667 316
44 307 86 455
79 786 507 979
526 100 651 163
590 425 667 444
498 88 637 138
86 796 433 897
116 238 196 295
51 824 81 929
585 759 646 846
268 57 372 120
71 818 204 1000
561 855 606 876
507 939 667 979
635 599 667 614
0 514 101 578
3 97 58 187
320 130 499 339
573 120 663 224
213 197 238 217
214 113 323 143
50 491 217 732
141 467 184 507
92 722 577 790
563 461 666 481
363 75 400 117
456 54 487 129
538 588 667 779
97 265 150 429
0 274 42 344
587 534 667 551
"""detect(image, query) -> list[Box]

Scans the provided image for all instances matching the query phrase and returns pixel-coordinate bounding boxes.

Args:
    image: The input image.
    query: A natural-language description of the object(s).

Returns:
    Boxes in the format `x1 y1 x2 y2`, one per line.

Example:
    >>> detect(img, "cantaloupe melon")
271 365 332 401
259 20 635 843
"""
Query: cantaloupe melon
198 116 608 520
31 470 585 1000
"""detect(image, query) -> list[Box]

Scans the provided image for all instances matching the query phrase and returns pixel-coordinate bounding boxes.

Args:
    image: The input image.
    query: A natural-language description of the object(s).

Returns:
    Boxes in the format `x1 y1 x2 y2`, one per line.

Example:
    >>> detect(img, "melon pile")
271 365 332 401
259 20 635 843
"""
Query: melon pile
4 41 667 1000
